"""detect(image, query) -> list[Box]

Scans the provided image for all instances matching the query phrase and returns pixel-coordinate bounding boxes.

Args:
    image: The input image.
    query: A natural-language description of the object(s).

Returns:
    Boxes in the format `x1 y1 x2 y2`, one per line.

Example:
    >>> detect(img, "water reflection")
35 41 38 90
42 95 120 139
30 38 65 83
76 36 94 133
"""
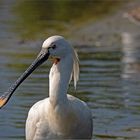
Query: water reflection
13 0 122 39
120 31 140 140
121 32 140 79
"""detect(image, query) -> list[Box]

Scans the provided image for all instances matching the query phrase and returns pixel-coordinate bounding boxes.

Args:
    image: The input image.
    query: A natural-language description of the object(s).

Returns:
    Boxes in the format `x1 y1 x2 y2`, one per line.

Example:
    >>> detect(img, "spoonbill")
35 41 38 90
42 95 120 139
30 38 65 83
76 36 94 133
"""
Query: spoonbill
0 36 93 139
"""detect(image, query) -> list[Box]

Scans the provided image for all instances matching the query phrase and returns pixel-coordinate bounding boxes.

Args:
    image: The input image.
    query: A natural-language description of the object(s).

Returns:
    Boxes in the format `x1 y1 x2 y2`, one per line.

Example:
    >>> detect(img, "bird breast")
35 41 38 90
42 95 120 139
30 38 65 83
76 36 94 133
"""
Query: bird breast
47 102 79 136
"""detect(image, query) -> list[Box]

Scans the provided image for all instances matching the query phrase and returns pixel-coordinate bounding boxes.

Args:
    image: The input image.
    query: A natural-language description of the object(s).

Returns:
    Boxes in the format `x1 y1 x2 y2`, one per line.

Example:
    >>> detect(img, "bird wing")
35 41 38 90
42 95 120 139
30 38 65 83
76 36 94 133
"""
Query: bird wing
26 99 50 140
26 104 40 140
67 94 93 138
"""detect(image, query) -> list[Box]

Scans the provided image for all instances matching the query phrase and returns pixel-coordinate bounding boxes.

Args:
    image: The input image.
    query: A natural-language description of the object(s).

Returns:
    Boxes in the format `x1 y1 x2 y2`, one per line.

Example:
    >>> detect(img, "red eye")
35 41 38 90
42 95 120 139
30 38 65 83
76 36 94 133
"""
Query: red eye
52 45 56 49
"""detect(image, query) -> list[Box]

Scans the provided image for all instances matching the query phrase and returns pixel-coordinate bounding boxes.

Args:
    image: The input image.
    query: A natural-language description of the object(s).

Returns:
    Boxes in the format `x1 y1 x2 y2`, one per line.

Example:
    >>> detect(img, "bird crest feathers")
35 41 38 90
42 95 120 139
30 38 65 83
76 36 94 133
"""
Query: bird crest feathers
69 48 79 89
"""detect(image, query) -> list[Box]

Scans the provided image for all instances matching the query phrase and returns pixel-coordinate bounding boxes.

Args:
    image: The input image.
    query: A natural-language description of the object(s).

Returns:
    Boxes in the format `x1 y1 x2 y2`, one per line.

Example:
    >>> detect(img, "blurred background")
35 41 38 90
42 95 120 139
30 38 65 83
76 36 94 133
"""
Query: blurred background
0 0 140 139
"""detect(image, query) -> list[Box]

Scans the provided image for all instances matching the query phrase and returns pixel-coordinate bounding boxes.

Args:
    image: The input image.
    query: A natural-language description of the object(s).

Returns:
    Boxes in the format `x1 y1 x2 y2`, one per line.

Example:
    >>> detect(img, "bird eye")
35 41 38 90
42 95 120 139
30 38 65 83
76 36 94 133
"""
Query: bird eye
52 45 56 49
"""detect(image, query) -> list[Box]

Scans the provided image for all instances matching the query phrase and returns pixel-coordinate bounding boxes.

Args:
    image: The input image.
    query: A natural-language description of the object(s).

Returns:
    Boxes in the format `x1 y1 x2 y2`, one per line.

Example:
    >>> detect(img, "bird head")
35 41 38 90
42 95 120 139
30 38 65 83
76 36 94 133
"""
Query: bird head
43 36 71 56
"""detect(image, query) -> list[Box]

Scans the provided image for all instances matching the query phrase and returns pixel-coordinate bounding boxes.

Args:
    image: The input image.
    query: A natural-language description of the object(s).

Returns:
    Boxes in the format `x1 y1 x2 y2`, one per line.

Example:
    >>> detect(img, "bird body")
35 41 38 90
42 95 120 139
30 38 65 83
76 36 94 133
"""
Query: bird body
26 95 92 140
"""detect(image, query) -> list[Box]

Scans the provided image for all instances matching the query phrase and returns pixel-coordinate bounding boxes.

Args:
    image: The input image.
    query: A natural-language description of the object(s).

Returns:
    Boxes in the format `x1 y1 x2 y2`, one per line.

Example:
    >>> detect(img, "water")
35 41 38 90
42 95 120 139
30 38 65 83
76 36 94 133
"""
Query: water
0 0 140 140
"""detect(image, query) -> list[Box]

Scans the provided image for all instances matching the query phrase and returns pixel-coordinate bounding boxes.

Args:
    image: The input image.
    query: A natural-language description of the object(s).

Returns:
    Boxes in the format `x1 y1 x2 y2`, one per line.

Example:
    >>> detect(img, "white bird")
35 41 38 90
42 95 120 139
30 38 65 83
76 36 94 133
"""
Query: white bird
0 36 93 140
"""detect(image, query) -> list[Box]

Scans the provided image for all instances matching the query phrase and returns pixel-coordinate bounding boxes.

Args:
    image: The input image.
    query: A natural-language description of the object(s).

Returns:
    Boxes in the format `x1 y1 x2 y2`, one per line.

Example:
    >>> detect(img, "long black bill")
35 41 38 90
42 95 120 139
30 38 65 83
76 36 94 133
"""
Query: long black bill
0 48 49 108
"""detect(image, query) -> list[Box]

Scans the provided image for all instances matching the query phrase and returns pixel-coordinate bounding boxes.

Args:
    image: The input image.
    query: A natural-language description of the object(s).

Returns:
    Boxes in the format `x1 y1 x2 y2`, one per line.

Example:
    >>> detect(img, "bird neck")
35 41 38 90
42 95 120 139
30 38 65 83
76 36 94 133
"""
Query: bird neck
49 54 73 107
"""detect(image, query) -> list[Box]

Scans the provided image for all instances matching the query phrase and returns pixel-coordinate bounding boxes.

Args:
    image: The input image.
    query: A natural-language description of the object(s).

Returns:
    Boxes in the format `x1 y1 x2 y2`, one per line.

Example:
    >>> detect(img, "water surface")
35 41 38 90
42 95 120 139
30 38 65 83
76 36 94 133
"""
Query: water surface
0 0 140 140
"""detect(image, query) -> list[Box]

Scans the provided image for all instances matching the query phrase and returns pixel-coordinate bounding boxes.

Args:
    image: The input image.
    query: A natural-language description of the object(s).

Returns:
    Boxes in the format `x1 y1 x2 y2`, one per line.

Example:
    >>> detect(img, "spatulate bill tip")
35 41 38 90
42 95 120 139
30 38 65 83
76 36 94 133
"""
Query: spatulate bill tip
0 97 8 109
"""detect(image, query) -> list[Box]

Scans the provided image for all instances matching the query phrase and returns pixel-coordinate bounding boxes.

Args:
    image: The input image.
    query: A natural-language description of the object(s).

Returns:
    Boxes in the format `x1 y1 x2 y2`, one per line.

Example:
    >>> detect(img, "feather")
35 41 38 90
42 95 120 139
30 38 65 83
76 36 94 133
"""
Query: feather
72 49 79 89
69 48 79 89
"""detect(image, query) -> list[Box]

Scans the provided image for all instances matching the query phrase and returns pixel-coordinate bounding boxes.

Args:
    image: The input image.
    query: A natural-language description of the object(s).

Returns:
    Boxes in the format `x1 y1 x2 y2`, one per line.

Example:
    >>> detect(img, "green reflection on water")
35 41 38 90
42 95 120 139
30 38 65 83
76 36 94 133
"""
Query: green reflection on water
13 0 122 40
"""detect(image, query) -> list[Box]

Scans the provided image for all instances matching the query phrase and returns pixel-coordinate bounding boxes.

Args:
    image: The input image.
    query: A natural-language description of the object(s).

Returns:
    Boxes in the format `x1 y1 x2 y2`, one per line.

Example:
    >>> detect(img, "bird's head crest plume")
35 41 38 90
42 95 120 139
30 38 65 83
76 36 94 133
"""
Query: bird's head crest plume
70 48 79 89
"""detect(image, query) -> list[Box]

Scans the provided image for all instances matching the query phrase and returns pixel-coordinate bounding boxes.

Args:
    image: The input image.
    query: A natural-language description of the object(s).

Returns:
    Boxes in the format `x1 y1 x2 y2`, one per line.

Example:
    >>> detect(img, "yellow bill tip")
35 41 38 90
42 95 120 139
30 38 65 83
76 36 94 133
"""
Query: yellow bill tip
0 98 7 108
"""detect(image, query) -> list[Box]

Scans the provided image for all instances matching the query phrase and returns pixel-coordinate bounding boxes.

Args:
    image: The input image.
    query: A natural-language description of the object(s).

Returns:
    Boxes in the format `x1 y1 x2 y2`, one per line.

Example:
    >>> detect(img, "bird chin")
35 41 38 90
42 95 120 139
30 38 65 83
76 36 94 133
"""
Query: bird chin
53 58 60 65
49 56 60 65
